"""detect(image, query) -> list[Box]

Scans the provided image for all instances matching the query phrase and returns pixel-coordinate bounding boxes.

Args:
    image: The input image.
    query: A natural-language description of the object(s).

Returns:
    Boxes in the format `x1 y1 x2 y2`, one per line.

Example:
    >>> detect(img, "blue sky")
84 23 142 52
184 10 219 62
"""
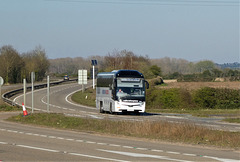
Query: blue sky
0 0 239 63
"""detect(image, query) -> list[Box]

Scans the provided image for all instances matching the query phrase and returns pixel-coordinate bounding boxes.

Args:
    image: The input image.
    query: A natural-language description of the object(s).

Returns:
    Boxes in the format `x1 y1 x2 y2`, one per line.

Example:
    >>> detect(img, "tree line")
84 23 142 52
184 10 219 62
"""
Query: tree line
1 45 239 84
50 49 239 81
0 45 49 84
49 49 161 79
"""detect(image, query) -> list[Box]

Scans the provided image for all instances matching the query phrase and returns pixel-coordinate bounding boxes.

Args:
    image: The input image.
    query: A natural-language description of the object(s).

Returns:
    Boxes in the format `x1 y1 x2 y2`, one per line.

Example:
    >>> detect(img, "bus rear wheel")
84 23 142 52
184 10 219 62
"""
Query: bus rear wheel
100 102 104 113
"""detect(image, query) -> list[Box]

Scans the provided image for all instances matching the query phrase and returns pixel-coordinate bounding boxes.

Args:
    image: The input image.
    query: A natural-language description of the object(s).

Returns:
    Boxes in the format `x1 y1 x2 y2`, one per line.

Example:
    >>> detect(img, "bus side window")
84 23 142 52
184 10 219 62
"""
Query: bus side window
112 80 116 99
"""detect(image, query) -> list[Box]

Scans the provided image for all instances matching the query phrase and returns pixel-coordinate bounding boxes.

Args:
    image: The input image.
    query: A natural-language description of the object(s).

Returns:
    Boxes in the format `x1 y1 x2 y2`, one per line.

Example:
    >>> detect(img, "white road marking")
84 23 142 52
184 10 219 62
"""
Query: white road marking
89 115 104 119
166 151 181 155
122 146 133 149
136 147 148 150
86 141 96 144
0 142 8 144
48 136 57 139
1 128 239 161
57 137 65 140
69 152 130 162
17 144 60 153
65 86 96 110
40 135 47 137
98 149 193 162
203 155 240 162
152 149 164 152
182 153 196 156
109 144 121 147
164 116 185 119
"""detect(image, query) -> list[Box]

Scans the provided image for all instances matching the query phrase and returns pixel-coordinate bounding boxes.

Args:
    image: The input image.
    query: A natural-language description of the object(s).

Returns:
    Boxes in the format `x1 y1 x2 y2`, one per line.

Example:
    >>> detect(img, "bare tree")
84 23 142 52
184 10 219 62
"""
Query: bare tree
22 46 49 81
0 45 23 83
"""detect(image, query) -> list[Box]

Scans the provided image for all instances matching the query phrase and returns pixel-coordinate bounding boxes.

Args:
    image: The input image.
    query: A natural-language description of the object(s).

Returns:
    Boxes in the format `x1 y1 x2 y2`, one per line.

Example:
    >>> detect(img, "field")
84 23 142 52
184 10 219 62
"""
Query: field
160 81 240 90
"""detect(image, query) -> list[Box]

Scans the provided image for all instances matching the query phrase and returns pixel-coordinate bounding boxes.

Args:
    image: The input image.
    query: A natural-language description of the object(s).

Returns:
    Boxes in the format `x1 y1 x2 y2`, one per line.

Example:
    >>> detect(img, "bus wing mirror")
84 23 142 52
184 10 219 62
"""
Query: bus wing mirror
145 81 149 89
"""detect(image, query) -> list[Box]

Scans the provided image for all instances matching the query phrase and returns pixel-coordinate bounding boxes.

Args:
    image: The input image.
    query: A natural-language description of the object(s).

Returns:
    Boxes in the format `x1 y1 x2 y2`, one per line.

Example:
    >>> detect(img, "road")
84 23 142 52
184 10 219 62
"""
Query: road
0 112 239 161
0 81 239 161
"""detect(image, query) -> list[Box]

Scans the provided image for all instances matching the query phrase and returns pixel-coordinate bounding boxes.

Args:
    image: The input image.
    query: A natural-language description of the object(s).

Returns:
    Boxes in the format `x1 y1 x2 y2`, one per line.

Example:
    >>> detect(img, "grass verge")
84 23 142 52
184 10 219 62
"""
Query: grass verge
149 109 240 118
71 88 96 107
0 104 20 112
7 113 240 149
223 118 240 123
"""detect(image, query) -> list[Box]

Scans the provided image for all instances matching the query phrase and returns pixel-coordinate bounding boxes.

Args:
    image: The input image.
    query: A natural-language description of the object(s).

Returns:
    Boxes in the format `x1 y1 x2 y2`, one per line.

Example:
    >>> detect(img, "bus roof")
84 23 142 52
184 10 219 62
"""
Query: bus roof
97 70 144 78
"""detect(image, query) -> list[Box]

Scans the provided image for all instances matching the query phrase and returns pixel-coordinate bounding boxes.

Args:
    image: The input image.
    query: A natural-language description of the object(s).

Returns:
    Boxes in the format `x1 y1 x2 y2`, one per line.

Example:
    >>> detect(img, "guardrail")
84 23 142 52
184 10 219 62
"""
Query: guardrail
1 79 77 107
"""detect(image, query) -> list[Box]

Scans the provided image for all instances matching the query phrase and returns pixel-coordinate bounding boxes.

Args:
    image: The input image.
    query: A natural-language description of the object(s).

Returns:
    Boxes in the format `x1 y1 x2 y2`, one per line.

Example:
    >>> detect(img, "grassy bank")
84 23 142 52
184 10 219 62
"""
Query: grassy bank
7 113 240 149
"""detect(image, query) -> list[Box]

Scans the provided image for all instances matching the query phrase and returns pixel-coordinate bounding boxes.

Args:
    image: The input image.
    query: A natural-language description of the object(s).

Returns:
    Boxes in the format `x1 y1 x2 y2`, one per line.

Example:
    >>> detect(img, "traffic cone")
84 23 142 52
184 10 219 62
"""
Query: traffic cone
22 102 28 116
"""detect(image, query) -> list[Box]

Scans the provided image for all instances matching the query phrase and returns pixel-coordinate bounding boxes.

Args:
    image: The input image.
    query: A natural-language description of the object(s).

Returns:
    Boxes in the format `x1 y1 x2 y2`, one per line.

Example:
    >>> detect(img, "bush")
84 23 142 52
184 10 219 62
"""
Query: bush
193 87 240 109
147 88 193 109
147 87 240 110
193 87 217 108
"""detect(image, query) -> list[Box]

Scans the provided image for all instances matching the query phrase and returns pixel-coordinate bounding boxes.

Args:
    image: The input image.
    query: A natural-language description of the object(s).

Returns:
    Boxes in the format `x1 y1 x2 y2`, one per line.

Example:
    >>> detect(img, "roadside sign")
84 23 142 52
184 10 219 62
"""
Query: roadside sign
91 60 97 66
78 70 87 84
0 76 4 86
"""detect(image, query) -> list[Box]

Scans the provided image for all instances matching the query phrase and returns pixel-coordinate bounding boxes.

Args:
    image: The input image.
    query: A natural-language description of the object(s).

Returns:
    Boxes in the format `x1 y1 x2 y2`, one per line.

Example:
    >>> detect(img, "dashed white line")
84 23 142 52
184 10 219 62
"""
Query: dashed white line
182 153 197 157
40 135 47 137
16 144 60 153
57 137 65 140
166 151 181 155
109 144 121 147
122 146 134 149
48 136 57 139
136 147 148 151
152 149 164 152
86 141 96 144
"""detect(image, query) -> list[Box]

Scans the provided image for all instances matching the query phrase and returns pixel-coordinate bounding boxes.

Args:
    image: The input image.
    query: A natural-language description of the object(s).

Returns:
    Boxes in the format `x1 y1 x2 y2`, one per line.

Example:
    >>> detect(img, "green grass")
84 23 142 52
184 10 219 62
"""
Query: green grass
71 88 96 107
223 118 240 123
7 113 240 149
0 104 20 112
149 109 240 118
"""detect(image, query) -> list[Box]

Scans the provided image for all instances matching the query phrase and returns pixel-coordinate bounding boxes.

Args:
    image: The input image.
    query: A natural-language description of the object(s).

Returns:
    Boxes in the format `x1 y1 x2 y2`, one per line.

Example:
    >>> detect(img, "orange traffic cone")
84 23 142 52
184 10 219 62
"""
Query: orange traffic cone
22 102 28 116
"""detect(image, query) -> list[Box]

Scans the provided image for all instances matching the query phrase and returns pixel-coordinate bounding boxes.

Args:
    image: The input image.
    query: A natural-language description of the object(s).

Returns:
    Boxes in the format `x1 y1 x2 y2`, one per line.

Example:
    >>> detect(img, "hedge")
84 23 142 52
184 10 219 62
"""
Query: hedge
146 87 240 109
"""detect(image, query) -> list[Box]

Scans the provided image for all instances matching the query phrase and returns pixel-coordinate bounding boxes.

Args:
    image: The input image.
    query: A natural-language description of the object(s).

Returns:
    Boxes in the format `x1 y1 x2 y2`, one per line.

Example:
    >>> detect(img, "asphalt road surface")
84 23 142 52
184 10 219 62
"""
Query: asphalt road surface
0 81 239 161
0 112 239 161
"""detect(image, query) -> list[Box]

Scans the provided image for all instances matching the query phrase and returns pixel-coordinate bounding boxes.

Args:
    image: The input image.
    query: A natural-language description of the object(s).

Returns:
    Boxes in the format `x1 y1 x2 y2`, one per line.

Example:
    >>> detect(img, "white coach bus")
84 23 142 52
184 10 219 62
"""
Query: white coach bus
96 70 149 114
